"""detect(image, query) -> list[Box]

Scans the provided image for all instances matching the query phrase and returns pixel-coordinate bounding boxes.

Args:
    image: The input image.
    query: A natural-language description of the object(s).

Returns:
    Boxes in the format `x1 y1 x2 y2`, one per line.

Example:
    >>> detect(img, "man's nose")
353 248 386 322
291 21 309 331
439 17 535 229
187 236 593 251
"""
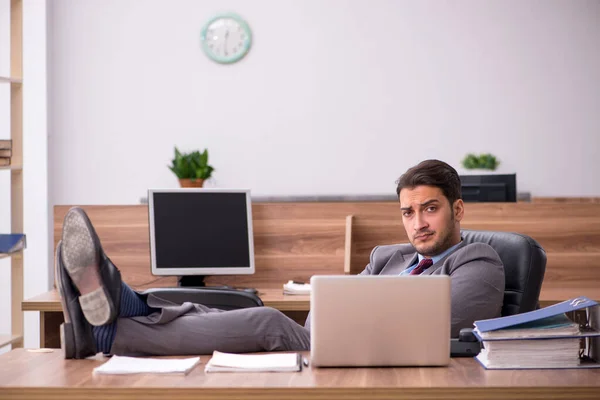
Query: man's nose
414 214 428 231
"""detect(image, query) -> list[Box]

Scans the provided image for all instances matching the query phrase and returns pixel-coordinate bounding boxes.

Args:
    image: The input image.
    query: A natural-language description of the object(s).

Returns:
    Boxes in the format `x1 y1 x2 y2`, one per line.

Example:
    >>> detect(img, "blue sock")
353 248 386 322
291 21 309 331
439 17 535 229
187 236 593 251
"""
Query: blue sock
119 282 155 318
93 283 156 354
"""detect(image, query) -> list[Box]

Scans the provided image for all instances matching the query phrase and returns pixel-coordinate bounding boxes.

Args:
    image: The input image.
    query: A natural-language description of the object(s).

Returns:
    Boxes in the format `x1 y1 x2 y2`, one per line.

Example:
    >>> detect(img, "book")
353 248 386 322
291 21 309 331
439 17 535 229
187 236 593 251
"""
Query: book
0 158 10 167
0 149 11 157
473 297 600 370
283 280 311 295
204 351 303 372
93 355 200 375
0 139 11 150
0 234 26 254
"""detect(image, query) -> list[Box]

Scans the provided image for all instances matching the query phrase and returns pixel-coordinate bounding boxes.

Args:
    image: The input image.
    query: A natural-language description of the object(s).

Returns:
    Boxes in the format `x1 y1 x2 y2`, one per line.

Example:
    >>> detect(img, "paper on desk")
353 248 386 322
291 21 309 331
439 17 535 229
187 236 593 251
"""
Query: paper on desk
93 355 200 375
205 351 301 372
283 280 311 295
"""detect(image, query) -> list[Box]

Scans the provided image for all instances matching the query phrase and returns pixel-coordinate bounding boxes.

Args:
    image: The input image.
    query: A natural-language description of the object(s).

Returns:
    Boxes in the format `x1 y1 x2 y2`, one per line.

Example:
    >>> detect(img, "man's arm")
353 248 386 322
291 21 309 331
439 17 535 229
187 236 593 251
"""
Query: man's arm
446 243 505 337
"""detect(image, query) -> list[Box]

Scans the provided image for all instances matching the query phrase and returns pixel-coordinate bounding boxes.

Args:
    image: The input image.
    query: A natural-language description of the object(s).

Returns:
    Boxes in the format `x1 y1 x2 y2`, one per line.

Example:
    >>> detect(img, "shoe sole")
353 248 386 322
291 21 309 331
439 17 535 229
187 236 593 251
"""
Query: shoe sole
61 208 114 326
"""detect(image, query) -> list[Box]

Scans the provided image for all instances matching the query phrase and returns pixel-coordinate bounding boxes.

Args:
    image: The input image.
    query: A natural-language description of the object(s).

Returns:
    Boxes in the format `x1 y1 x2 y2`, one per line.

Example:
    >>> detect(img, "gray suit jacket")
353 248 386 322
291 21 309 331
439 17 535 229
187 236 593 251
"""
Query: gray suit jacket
306 241 505 337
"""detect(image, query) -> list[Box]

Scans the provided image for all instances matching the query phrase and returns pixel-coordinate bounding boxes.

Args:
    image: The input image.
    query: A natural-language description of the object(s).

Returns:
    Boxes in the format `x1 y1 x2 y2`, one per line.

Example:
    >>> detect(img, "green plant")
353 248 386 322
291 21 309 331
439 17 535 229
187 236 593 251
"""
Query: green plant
461 153 500 171
168 147 214 181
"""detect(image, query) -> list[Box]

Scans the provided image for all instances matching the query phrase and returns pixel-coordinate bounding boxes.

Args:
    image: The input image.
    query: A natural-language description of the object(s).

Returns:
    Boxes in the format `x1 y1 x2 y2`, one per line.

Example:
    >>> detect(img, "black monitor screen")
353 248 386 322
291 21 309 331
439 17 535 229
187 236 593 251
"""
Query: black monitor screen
460 174 517 202
149 189 255 276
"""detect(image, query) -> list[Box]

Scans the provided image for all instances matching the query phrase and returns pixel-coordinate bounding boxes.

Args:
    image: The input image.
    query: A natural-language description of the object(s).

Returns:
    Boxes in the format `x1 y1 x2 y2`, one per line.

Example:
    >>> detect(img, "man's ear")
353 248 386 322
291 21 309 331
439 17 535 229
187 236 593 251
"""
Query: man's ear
453 199 464 222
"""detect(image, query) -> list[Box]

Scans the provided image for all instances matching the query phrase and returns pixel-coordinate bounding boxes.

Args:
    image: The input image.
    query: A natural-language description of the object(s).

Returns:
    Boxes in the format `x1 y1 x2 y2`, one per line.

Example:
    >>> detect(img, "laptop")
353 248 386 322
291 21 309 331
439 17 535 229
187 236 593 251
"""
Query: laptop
310 275 451 367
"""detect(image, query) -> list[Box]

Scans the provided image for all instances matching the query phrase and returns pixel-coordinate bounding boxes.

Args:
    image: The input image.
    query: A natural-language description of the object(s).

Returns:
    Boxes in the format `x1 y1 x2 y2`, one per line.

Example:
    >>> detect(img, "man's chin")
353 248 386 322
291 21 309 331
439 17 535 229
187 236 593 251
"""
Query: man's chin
413 243 440 258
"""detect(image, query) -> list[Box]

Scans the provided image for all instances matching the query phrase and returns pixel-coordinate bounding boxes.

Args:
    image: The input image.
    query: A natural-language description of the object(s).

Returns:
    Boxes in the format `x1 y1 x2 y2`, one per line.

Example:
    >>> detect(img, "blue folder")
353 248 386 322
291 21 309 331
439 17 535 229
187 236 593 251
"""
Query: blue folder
474 297 600 369
0 233 26 254
474 296 598 333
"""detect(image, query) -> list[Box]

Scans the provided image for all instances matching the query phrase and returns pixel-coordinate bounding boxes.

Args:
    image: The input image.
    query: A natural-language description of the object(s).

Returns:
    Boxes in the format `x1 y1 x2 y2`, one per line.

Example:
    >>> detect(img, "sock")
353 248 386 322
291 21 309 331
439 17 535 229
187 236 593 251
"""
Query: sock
93 282 156 354
119 282 155 317
93 323 116 354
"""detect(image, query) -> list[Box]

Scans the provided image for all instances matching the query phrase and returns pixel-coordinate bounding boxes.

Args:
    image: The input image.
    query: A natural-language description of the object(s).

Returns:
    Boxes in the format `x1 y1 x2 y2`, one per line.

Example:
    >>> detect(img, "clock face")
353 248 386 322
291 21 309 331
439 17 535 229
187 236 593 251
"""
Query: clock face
201 14 252 64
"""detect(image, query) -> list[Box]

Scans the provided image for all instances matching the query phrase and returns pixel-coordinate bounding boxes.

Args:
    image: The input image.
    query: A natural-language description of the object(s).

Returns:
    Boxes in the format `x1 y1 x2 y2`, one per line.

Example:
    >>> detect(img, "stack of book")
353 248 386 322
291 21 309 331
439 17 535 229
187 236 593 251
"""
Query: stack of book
0 139 12 166
473 297 600 370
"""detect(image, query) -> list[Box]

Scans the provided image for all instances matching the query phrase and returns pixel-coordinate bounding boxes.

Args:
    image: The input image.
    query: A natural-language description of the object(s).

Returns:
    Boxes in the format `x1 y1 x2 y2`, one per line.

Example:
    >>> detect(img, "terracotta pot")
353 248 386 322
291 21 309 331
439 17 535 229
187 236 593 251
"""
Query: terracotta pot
179 178 205 188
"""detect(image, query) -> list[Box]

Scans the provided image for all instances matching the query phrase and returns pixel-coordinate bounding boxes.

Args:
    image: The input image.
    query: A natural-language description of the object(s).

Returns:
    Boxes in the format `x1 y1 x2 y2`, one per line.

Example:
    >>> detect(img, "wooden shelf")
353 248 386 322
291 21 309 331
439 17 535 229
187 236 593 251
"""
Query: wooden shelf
0 334 23 348
0 251 22 260
0 76 23 84
0 165 23 171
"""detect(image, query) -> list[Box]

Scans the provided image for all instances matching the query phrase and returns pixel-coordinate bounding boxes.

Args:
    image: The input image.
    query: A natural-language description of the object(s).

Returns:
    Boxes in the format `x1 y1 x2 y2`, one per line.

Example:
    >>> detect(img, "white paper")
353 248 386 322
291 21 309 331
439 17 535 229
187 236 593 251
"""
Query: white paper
283 280 311 295
205 351 301 372
93 355 200 375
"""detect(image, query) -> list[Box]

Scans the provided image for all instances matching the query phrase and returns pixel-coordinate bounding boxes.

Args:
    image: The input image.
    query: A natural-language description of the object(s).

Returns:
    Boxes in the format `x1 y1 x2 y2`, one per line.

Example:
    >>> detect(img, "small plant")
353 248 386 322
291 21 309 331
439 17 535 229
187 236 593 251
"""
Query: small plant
462 153 500 171
168 147 214 182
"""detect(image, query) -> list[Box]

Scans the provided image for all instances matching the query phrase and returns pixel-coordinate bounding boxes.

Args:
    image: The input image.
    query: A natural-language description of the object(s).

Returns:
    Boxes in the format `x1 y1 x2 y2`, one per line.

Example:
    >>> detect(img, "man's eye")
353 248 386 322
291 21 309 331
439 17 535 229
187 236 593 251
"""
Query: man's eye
403 211 413 217
427 207 437 212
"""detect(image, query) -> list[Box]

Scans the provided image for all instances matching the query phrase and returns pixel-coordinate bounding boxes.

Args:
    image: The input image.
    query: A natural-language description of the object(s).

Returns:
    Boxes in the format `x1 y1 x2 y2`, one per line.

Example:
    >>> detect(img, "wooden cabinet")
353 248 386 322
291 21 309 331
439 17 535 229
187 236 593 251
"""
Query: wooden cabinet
0 0 24 349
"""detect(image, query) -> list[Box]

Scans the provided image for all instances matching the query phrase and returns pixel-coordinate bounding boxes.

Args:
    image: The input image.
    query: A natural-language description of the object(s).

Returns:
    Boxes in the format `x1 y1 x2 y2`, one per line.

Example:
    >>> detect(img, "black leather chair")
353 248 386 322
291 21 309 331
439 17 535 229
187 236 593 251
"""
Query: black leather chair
139 287 264 311
461 230 547 316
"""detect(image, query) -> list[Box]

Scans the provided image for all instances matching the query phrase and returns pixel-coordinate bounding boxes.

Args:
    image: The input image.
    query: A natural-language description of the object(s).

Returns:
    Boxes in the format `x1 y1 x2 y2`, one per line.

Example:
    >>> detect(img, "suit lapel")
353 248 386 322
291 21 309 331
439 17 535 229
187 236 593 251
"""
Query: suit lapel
379 249 418 275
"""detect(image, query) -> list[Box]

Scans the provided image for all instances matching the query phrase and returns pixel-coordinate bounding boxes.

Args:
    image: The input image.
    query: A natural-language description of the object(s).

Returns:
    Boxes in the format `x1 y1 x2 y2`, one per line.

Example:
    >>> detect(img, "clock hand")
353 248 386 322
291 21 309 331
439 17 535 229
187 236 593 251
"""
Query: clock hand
224 30 229 56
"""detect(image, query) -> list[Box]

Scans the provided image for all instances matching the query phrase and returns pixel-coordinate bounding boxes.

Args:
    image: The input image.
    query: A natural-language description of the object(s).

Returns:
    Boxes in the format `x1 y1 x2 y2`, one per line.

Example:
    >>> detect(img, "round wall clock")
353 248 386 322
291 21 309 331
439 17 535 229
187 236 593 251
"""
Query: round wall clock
200 13 252 64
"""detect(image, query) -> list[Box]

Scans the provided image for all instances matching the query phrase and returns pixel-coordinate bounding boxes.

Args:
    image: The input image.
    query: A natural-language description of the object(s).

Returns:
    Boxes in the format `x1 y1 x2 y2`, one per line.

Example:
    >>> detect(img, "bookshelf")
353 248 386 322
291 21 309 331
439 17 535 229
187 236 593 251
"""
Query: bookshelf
0 0 24 349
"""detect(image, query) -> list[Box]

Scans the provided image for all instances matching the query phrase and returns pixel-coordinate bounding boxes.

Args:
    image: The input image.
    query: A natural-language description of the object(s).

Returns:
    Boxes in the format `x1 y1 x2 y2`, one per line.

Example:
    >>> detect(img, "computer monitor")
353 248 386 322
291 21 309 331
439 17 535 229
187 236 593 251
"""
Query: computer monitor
148 188 255 287
460 174 517 202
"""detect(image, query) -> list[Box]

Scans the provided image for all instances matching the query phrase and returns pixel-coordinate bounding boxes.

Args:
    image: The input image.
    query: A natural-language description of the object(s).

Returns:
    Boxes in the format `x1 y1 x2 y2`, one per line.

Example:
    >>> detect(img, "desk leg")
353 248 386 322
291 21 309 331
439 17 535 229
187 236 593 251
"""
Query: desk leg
40 311 64 349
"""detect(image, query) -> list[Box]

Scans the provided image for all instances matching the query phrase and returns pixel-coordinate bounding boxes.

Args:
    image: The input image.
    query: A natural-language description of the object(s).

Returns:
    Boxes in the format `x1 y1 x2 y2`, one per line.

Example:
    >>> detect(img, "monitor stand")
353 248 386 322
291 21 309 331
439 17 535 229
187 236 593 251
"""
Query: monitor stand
177 275 209 288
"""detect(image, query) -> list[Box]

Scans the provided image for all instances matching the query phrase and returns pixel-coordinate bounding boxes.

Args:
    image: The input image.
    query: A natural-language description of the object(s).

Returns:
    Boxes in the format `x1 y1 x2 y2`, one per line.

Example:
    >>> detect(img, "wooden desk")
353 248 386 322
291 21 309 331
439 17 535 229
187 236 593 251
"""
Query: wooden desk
23 288 310 348
23 287 600 349
1 349 599 400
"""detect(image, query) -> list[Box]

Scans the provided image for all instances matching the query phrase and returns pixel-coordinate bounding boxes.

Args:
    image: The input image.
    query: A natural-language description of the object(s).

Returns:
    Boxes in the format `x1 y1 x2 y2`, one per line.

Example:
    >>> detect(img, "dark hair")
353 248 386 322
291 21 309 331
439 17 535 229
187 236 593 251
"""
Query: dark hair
395 159 462 205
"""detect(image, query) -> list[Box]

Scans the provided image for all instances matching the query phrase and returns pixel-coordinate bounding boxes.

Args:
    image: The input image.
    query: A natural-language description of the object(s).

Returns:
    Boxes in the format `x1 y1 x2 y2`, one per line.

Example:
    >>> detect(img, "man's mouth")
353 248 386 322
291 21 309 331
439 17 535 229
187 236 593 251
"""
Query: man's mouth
414 232 434 241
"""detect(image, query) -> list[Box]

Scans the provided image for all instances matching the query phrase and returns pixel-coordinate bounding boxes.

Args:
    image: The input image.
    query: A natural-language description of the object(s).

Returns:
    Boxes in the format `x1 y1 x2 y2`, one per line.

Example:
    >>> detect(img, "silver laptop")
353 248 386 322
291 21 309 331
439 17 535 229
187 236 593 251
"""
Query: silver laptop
310 275 451 367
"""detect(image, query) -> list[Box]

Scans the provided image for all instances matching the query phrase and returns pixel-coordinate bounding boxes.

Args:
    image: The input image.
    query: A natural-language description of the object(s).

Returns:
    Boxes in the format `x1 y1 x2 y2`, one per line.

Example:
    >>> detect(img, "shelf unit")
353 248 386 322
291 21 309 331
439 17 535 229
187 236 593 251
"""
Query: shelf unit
0 0 24 349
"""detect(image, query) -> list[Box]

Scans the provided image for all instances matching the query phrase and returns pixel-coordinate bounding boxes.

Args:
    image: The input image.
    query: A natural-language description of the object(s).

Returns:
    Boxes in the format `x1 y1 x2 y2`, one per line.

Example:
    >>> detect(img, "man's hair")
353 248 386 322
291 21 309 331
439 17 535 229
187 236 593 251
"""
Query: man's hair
395 159 462 205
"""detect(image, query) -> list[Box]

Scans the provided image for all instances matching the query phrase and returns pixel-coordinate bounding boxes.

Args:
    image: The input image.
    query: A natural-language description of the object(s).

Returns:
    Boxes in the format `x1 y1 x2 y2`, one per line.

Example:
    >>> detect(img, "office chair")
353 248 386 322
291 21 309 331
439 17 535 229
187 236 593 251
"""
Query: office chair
451 230 546 357
461 230 547 316
139 287 264 311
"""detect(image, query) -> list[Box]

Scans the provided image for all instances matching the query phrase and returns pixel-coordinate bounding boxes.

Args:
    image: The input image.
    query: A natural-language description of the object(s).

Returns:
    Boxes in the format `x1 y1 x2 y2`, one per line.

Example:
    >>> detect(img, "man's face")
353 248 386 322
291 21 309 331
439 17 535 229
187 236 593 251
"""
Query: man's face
399 185 463 257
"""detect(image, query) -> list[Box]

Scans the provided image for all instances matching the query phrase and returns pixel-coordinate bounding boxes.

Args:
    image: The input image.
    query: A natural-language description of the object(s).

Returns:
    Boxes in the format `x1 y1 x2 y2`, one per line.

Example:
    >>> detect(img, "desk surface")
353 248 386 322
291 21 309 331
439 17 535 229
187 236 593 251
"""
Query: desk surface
1 349 599 400
22 288 310 312
22 287 600 313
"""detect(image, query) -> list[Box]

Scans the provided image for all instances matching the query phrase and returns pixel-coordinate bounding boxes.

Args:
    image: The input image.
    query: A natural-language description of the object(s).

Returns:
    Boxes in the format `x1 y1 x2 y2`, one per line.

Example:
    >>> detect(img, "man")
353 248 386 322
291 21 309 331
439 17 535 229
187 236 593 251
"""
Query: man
305 159 505 337
57 159 504 359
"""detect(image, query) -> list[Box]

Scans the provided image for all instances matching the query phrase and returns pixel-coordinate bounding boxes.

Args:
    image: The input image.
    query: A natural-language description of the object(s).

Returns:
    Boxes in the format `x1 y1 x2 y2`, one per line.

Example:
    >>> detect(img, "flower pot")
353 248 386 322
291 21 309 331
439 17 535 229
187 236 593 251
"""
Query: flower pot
179 178 205 188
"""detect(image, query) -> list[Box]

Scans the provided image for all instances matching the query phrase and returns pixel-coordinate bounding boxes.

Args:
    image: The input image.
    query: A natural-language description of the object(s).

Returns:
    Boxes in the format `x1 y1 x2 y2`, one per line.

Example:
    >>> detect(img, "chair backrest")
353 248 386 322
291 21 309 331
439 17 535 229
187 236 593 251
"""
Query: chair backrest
140 287 264 310
461 230 546 316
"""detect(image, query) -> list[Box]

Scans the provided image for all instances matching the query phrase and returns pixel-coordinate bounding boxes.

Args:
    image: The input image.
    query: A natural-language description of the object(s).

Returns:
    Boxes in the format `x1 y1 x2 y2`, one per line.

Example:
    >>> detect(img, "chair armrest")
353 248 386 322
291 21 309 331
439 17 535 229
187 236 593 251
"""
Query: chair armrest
139 287 264 310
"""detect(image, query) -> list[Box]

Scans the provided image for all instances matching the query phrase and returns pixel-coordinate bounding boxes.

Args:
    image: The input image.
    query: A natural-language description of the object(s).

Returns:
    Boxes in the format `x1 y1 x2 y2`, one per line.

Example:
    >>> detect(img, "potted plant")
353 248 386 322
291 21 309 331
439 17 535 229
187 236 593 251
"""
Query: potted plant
461 153 500 171
168 147 214 187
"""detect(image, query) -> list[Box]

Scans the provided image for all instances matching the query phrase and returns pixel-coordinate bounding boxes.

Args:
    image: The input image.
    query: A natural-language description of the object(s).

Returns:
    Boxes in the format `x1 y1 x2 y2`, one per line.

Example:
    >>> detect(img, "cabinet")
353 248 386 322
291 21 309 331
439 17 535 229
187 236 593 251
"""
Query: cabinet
0 0 24 349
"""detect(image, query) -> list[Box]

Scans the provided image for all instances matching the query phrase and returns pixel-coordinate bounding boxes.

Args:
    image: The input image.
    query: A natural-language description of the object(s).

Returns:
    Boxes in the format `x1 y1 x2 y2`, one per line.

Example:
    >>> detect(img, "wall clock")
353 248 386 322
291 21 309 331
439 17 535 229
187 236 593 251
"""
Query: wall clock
201 13 252 64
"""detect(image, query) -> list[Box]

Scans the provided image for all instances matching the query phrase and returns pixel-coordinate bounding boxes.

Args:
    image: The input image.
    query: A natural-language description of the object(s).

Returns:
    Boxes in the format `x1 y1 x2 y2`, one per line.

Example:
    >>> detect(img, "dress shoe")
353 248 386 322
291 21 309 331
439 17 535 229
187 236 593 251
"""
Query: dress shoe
55 241 97 359
60 207 123 326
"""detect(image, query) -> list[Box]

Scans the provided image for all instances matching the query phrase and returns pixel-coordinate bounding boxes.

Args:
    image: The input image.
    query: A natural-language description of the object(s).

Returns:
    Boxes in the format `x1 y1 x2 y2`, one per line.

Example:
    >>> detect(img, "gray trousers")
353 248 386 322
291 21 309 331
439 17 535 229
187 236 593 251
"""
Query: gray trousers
110 294 311 356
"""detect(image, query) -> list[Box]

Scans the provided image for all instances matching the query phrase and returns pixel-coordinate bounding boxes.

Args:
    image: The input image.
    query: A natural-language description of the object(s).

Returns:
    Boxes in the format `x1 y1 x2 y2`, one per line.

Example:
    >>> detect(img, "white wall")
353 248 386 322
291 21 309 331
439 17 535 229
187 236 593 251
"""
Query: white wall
0 0 48 352
48 0 600 204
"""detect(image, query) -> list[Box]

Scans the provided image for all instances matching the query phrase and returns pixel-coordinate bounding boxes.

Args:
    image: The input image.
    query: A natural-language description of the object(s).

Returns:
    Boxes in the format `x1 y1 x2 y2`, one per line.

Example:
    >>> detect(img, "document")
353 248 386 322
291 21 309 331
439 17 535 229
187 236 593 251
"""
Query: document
283 280 311 295
205 351 303 372
473 297 600 370
93 355 200 375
